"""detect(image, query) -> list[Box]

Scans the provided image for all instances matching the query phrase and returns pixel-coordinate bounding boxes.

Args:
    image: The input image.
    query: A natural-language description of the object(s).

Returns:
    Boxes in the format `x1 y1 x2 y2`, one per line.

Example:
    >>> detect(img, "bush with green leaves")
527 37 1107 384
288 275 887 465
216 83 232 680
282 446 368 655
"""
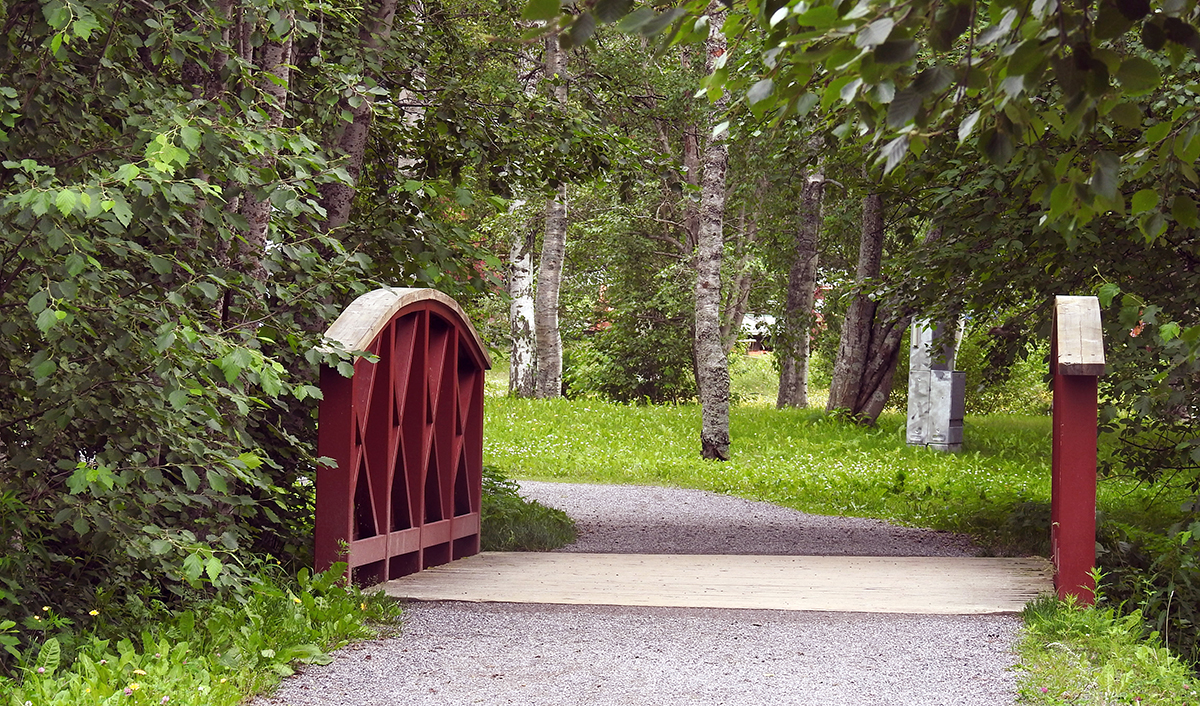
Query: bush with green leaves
0 0 505 632
1097 514 1200 666
481 466 576 552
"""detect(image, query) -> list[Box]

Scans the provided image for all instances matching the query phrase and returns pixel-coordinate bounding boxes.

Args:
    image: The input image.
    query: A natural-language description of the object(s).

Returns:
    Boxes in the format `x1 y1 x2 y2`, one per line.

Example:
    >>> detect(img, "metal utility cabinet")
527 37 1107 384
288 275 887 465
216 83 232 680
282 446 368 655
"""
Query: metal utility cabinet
906 320 965 452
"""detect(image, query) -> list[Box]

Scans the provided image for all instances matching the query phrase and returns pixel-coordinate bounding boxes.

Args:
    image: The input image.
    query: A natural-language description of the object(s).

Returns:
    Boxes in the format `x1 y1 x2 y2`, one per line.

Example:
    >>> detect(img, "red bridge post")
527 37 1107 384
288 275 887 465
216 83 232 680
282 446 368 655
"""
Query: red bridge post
315 288 491 584
1050 295 1105 604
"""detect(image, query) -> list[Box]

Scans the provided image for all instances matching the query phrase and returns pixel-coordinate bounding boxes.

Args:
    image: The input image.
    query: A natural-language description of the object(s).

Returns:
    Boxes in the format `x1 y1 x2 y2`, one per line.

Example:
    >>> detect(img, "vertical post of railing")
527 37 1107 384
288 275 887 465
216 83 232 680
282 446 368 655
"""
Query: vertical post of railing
1050 295 1105 604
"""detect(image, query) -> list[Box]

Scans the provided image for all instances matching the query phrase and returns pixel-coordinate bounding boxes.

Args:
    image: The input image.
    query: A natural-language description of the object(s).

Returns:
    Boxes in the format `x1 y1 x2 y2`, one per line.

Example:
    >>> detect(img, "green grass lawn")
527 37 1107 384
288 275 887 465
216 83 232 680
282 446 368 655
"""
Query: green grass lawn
483 365 1184 555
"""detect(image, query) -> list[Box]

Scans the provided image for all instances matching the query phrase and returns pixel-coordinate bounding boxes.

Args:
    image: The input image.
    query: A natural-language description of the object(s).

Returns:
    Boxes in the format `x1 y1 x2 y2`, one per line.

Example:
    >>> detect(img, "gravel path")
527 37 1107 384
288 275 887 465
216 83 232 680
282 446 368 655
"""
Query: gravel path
255 483 1023 706
518 481 983 557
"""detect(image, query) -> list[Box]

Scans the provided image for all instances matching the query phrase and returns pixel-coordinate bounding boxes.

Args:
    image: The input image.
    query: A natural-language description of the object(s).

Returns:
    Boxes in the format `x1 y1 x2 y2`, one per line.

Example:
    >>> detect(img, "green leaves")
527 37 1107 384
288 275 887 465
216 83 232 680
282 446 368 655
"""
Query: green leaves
879 134 910 173
36 638 61 676
855 18 895 49
887 89 922 128
1132 188 1160 214
594 0 634 25
521 0 560 21
1090 151 1121 202
55 189 77 216
144 133 190 176
1116 57 1160 95
747 79 774 106
1173 195 1199 227
982 128 1015 165
930 1 972 52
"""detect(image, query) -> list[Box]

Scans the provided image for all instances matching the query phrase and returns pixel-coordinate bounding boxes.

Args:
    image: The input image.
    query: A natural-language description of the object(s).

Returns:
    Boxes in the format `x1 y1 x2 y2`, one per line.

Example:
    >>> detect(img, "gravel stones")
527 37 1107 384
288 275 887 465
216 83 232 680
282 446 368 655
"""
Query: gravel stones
518 481 983 557
253 482 1022 706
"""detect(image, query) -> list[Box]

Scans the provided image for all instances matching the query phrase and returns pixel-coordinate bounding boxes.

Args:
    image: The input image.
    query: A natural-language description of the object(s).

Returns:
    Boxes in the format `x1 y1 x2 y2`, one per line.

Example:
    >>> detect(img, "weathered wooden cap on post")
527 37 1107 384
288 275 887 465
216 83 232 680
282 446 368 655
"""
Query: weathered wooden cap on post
1050 294 1104 604
1053 296 1105 376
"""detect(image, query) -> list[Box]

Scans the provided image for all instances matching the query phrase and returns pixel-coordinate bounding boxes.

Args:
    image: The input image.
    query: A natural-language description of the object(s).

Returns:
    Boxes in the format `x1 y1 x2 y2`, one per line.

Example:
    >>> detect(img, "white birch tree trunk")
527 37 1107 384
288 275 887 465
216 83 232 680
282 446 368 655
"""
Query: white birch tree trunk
777 164 825 408
534 32 568 398
694 11 730 460
509 219 537 397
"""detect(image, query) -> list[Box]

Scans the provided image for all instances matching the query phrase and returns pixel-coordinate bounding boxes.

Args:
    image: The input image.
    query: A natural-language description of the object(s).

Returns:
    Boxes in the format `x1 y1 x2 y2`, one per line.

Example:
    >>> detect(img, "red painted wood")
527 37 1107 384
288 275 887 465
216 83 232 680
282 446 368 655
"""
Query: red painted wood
316 296 488 584
1050 298 1102 605
1051 373 1098 604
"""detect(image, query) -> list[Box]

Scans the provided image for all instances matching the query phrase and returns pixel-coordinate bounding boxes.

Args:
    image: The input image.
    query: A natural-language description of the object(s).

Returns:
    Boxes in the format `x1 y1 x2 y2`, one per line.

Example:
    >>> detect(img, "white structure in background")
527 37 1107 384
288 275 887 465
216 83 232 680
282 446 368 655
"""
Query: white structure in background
907 319 966 451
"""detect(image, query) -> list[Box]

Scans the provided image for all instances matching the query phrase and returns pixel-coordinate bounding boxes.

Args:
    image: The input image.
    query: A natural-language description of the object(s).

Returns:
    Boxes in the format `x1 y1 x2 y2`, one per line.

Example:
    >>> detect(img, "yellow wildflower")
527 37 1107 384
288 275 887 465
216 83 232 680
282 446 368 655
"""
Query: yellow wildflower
133 669 147 675
89 610 99 616
41 606 49 612
129 683 141 691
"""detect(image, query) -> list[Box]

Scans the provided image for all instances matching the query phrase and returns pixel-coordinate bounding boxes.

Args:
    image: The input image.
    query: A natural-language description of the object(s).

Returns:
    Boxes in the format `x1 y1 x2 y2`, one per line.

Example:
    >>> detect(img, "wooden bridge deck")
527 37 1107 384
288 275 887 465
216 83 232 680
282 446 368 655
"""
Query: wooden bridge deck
377 552 1053 614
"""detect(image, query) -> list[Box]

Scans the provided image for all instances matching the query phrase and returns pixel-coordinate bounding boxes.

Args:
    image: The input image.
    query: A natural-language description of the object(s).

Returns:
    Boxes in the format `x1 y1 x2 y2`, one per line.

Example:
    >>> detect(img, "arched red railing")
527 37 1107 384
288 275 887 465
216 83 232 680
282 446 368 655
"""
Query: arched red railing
315 288 491 584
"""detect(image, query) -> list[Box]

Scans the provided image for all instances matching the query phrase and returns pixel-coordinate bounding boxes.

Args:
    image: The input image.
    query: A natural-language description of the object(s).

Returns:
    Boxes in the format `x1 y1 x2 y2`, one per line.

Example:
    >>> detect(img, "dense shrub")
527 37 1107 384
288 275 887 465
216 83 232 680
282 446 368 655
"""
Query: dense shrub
0 564 401 701
887 322 1051 416
1098 514 1200 665
481 466 577 551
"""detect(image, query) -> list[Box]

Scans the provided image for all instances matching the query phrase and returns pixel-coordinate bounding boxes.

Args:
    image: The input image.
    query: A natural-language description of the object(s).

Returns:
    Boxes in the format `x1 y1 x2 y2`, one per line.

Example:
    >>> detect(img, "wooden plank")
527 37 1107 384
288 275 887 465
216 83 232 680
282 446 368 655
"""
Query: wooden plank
1054 295 1105 376
375 553 1053 615
321 288 492 368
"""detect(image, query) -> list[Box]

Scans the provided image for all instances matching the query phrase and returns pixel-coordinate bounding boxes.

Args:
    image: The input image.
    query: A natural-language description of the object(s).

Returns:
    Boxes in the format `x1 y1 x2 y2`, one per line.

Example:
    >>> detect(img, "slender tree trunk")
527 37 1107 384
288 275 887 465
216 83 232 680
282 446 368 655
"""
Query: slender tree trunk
825 194 915 423
719 202 758 353
509 220 537 397
682 127 701 254
853 227 945 420
854 306 909 420
534 32 568 398
777 165 825 408
318 0 402 231
694 11 730 461
827 193 884 414
237 9 293 284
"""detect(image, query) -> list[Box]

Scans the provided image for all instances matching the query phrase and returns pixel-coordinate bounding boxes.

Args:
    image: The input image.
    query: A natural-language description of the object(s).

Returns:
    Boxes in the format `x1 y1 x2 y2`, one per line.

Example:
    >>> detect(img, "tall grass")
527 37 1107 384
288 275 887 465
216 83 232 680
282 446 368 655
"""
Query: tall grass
1017 594 1198 705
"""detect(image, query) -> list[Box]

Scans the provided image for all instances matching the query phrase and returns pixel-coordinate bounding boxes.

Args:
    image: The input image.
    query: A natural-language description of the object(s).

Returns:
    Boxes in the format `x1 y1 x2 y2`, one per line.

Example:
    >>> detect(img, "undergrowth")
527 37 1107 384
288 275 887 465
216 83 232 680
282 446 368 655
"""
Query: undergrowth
481 466 577 551
0 564 400 706
1018 594 1198 705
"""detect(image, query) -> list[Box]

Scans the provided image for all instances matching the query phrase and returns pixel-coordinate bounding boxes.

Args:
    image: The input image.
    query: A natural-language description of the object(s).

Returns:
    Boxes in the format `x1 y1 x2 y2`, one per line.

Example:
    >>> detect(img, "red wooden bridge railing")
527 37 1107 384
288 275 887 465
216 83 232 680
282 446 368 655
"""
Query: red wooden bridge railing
315 288 491 584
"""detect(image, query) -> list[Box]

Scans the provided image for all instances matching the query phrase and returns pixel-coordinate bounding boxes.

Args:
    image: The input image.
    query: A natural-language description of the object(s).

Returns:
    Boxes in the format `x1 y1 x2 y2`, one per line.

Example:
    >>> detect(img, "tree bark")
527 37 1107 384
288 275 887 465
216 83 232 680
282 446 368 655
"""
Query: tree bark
719 203 757 353
509 219 537 397
825 194 915 423
694 12 730 461
318 0 402 232
777 165 825 408
237 10 293 284
533 32 568 399
827 193 884 415
682 127 701 255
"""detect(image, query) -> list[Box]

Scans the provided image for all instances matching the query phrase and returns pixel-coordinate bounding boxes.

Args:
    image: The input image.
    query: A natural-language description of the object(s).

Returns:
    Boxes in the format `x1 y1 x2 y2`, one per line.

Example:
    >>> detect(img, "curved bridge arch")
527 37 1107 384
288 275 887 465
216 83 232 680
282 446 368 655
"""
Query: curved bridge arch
316 288 491 584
